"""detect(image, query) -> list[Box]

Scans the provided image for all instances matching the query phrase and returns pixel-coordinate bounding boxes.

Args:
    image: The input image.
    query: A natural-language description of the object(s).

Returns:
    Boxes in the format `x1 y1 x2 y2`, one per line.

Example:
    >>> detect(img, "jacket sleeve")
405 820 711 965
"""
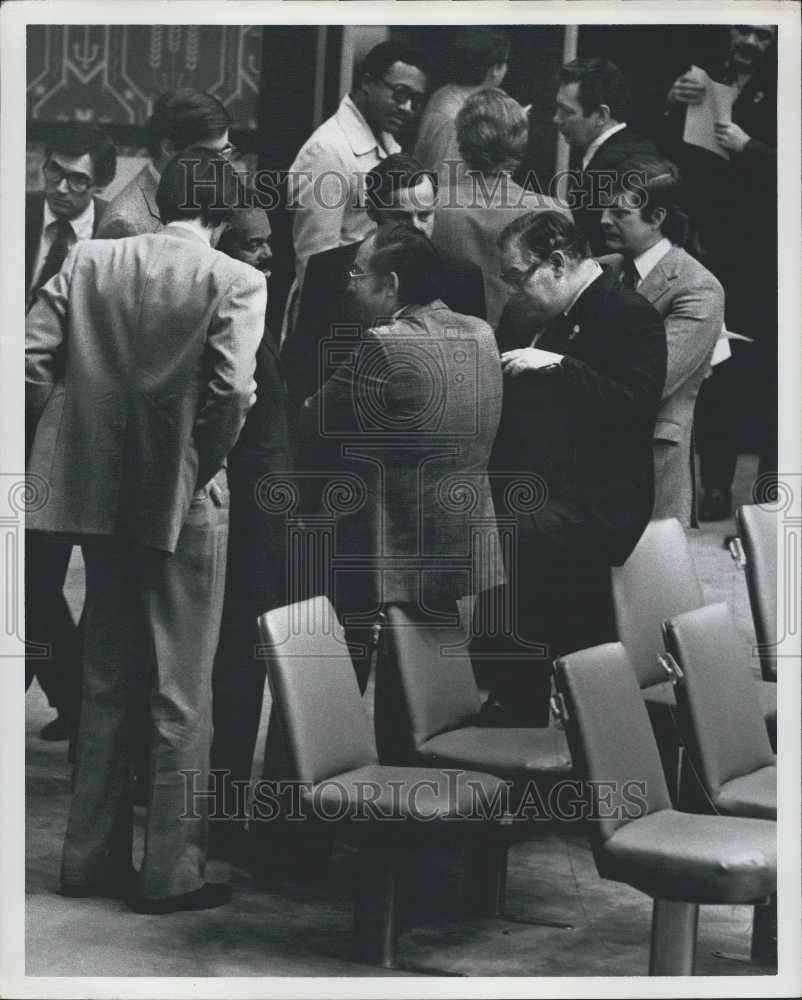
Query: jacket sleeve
559 298 667 420
661 275 724 398
25 245 80 427
193 268 266 487
289 143 349 289
94 214 141 239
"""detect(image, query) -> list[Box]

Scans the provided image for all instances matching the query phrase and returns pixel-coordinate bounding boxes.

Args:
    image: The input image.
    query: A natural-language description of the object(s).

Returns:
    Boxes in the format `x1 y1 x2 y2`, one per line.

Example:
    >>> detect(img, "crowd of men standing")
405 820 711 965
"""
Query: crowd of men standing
25 25 777 912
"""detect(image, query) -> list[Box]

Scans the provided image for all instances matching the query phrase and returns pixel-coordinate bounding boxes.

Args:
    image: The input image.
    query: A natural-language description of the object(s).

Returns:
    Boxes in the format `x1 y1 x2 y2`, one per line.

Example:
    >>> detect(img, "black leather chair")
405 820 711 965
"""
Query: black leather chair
663 602 777 965
733 504 778 682
554 642 777 976
611 519 777 796
257 596 512 971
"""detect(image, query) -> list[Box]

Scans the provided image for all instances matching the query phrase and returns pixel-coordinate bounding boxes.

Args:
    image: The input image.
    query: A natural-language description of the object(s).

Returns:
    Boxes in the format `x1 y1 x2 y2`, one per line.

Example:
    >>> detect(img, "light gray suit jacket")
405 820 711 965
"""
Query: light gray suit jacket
299 300 505 607
600 247 723 525
26 226 266 552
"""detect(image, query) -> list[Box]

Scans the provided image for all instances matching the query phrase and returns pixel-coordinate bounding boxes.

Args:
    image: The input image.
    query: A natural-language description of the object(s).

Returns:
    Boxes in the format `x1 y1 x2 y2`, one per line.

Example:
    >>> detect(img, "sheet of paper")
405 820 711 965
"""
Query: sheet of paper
682 65 738 160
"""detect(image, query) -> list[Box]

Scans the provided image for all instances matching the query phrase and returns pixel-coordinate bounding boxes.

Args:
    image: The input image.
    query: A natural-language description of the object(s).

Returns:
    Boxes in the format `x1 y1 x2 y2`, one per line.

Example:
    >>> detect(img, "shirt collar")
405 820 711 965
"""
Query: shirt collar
633 237 672 282
162 220 211 244
42 196 95 241
582 121 628 171
337 94 400 158
564 260 603 316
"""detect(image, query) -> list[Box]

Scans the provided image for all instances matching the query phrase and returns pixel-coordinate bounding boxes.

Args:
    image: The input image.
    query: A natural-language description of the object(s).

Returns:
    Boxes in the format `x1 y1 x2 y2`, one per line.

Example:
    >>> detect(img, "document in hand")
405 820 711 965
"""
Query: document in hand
682 65 738 160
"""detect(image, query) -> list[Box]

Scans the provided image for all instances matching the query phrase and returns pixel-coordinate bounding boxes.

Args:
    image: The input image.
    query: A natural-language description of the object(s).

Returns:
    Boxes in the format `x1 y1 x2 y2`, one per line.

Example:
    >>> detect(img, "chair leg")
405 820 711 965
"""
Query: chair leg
751 895 777 967
649 898 699 975
352 846 401 968
463 840 507 917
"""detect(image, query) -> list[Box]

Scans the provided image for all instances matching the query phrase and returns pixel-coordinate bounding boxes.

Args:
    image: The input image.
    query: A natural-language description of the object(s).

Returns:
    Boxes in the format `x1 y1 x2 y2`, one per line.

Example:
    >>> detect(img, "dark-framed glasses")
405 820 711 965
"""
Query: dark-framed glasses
379 78 426 112
43 159 93 194
347 267 377 282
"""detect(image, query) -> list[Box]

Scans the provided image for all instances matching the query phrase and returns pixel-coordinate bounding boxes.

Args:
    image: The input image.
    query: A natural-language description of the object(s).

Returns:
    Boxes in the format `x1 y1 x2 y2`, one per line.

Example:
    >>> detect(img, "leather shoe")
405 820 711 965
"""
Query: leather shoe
129 882 232 914
61 864 139 899
698 488 732 522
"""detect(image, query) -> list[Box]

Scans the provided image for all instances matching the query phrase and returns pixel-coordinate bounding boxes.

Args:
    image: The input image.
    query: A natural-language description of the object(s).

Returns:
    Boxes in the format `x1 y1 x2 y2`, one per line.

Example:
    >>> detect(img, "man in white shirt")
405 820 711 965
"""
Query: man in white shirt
25 122 116 749
553 58 659 253
288 40 428 291
599 157 723 525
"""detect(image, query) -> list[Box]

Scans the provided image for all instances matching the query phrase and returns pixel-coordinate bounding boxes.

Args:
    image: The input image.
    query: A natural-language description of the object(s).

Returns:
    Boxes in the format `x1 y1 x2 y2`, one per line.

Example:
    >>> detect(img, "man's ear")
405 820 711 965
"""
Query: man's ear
649 206 667 231
595 103 612 125
385 270 401 300
159 138 176 162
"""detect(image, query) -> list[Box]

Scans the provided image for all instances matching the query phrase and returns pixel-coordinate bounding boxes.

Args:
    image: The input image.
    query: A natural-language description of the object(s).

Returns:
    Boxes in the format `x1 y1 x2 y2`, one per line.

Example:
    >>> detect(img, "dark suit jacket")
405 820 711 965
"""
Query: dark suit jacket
26 226 265 552
298 299 504 609
283 237 487 412
570 126 661 254
492 267 667 567
25 191 107 304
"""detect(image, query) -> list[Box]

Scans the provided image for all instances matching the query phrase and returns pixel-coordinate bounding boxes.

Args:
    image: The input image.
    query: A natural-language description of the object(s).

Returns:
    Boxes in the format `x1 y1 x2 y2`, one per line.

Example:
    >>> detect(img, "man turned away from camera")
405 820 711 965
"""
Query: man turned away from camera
26 151 264 914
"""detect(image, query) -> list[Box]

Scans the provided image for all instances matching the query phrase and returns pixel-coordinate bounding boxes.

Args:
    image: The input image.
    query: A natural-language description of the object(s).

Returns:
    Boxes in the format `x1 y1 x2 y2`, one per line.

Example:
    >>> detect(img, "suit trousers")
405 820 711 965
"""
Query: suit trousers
61 481 229 898
25 532 82 724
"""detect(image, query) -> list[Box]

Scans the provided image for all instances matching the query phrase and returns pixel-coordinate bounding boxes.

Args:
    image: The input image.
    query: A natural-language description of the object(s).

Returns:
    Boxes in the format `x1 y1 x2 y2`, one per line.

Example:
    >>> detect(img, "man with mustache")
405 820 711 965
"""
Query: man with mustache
666 25 777 520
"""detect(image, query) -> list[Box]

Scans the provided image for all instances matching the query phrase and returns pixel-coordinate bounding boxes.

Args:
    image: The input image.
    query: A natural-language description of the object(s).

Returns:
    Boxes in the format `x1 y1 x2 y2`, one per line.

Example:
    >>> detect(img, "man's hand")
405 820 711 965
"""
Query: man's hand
501 347 564 377
667 73 706 106
715 122 750 153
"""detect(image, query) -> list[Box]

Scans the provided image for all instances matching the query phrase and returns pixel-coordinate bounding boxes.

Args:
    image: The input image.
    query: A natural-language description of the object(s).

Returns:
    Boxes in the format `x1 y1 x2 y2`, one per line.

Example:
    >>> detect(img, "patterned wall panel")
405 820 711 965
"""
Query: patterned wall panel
27 25 262 129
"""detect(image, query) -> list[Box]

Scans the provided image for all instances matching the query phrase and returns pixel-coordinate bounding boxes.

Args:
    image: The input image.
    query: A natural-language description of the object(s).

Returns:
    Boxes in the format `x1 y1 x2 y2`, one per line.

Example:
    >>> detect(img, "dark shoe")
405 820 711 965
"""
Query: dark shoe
129 882 232 914
40 715 71 741
61 865 139 899
698 488 732 522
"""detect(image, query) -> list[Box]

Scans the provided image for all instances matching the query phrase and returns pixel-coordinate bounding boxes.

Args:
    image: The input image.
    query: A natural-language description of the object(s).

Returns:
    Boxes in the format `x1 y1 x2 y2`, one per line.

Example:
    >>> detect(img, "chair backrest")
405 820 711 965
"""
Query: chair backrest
611 518 704 688
663 603 775 800
554 643 673 845
736 504 778 682
379 604 482 754
257 596 378 785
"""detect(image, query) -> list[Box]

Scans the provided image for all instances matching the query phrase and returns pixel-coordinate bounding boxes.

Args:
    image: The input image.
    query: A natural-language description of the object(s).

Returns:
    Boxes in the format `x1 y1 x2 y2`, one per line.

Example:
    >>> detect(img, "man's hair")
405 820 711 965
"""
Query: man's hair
456 88 528 173
450 28 510 85
615 156 689 246
557 58 632 121
366 153 437 211
155 149 245 227
147 89 232 161
499 210 591 263
355 40 428 87
44 123 117 189
368 223 444 306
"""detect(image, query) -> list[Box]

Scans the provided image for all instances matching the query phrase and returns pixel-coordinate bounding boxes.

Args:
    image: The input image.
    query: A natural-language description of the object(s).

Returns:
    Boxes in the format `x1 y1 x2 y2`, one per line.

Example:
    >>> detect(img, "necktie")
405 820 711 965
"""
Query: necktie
32 219 73 299
620 257 639 291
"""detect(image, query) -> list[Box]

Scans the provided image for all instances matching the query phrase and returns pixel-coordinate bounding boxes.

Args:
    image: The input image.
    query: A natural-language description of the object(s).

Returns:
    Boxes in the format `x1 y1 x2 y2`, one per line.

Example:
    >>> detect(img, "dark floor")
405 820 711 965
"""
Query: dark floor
25 454 779 979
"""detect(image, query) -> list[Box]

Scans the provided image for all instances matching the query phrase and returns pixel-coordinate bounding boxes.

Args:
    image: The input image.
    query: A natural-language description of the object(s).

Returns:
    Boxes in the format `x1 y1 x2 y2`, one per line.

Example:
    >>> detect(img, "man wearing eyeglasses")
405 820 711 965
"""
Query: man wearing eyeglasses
288 40 428 292
24 123 116 755
95 88 234 240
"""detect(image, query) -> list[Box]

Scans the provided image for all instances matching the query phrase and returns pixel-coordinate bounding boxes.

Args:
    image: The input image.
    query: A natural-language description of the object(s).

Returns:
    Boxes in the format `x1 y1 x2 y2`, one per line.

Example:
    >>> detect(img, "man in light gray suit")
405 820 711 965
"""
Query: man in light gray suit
600 158 723 526
26 151 265 913
298 224 504 709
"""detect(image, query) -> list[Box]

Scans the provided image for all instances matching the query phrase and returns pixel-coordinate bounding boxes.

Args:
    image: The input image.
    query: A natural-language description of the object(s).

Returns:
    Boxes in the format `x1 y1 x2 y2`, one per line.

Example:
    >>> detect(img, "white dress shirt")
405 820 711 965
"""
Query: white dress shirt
30 198 95 293
632 236 672 285
581 121 628 171
288 95 400 288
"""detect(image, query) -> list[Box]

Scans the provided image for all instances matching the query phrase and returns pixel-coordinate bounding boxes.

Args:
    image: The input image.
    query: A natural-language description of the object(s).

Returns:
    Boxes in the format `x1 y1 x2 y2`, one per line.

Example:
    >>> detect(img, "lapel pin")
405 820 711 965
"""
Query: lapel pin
569 324 580 339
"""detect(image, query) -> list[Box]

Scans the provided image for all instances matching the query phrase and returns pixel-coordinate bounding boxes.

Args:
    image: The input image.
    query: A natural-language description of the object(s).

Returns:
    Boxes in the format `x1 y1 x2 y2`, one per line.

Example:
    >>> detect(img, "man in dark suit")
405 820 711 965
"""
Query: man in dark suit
283 153 487 414
298 224 504 705
25 123 117 746
554 58 660 253
209 205 296 852
475 211 666 726
26 151 264 912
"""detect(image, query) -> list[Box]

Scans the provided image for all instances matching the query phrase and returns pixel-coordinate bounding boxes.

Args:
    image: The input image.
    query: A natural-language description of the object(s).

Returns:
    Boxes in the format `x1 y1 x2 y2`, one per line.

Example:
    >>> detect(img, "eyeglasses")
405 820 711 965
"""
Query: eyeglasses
500 259 542 290
347 267 378 282
379 78 426 113
43 159 94 194
219 142 238 160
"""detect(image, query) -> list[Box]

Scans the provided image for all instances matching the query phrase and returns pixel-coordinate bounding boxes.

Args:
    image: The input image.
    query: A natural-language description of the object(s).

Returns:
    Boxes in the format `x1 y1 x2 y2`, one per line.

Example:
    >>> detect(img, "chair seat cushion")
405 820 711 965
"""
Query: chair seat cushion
599 809 776 904
758 682 777 749
300 764 510 845
715 764 777 820
417 726 572 778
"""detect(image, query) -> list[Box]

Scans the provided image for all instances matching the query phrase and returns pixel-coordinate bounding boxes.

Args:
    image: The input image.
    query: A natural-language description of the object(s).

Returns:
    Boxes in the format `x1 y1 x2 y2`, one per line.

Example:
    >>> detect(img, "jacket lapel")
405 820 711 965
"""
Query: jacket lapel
637 246 679 307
